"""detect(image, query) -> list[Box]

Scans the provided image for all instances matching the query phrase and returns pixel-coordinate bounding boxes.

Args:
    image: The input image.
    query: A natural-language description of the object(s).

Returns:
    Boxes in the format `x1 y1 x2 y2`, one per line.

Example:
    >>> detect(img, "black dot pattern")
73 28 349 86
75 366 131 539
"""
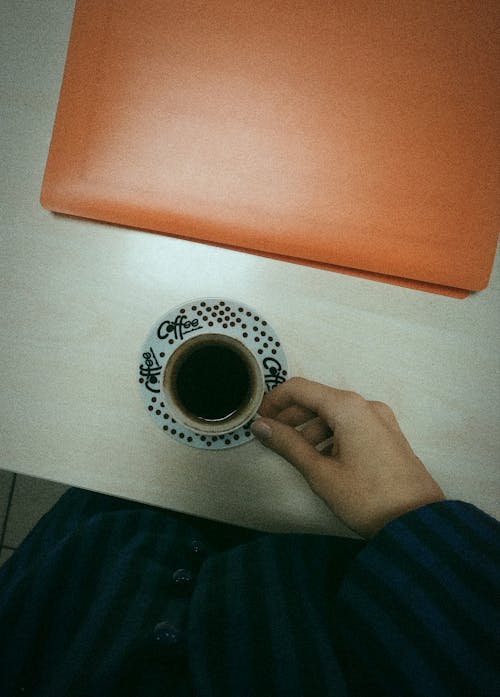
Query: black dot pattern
139 299 287 450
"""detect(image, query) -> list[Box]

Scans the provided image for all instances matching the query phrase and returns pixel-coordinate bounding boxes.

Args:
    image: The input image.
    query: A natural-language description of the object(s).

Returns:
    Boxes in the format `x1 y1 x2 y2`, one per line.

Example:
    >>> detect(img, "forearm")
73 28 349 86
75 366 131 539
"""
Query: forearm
333 500 500 696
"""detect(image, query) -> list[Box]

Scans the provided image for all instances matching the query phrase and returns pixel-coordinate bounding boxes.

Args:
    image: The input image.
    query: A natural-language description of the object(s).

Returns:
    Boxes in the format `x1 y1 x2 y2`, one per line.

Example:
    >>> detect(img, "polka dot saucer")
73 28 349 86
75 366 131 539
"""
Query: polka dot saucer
138 298 288 449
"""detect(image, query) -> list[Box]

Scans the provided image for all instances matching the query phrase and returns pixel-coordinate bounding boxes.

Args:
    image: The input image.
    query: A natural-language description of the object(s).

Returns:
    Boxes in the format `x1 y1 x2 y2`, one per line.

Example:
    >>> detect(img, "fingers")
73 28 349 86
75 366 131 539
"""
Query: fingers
259 377 338 423
272 408 333 447
263 379 405 435
253 378 437 539
273 404 316 427
259 385 333 447
251 417 335 486
299 418 333 447
318 436 338 458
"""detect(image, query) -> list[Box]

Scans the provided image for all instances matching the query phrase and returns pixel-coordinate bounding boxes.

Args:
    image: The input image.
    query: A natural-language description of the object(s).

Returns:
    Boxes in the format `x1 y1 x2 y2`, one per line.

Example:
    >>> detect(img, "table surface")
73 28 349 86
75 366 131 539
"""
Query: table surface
1 0 499 535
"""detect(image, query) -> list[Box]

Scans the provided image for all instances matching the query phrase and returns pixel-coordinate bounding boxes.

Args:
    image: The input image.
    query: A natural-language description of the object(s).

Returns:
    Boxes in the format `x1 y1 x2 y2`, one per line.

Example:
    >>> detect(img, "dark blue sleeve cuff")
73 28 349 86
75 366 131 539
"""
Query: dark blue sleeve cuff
333 500 500 697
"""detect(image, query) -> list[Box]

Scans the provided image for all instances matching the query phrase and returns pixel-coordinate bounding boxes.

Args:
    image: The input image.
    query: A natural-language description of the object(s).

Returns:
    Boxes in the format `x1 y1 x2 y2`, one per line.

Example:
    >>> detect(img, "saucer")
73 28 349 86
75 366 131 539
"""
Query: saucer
138 298 288 449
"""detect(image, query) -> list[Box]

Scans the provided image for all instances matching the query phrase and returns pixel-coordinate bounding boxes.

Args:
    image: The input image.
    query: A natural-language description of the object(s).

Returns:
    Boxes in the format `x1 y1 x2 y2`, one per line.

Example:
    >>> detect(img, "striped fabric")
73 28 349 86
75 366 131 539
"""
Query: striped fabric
189 534 363 697
0 490 498 696
333 501 500 697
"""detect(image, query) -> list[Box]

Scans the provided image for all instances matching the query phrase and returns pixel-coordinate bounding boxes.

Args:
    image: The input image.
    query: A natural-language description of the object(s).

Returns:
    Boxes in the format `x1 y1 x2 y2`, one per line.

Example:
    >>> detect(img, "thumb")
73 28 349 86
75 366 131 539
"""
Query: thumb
251 417 330 482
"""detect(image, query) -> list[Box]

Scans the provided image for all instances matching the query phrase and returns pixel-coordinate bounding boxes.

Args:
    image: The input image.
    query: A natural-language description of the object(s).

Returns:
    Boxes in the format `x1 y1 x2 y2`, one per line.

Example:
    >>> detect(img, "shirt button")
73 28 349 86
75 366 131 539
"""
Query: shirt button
188 538 208 562
172 568 195 593
153 621 183 649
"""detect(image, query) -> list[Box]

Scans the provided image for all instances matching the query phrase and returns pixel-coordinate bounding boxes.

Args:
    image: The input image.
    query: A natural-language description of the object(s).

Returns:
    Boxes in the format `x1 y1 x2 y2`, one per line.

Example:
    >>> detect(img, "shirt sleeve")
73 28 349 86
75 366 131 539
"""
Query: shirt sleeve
332 500 500 697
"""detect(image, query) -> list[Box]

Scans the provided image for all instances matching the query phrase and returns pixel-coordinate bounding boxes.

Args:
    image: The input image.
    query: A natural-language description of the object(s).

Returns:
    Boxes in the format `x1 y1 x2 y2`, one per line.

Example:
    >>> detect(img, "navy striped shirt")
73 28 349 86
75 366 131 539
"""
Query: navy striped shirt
0 489 498 696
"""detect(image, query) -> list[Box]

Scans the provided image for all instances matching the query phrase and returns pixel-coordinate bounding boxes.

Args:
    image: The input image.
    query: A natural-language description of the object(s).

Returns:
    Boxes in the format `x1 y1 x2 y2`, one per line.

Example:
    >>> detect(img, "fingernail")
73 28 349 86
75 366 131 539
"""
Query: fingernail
251 419 272 441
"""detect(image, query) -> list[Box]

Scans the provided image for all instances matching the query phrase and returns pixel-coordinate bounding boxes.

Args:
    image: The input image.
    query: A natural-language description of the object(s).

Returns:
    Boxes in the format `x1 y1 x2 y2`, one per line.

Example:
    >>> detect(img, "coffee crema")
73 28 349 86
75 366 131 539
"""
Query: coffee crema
162 332 264 436
173 343 252 422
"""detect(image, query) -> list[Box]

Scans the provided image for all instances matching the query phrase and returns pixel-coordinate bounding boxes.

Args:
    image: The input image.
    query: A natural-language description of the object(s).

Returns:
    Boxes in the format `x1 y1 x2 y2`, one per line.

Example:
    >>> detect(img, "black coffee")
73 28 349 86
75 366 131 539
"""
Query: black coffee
174 344 252 422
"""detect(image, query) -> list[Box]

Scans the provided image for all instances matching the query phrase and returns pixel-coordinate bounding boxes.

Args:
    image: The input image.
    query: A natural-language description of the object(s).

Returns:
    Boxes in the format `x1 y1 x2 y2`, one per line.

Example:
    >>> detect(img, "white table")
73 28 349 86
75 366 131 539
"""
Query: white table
1 0 499 535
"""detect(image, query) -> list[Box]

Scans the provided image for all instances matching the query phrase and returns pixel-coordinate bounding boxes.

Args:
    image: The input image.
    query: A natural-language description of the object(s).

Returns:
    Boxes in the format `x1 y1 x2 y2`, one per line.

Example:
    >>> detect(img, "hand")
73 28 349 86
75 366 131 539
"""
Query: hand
251 377 444 538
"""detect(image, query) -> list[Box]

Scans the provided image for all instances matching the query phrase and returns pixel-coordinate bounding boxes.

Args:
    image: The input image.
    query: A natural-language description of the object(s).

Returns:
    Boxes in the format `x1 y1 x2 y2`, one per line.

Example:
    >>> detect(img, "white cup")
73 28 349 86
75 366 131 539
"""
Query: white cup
161 333 264 435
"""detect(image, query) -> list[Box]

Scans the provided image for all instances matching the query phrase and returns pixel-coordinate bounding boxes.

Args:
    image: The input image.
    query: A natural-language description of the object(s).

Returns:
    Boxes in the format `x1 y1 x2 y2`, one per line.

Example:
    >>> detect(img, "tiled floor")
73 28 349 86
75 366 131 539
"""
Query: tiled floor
0 470 69 568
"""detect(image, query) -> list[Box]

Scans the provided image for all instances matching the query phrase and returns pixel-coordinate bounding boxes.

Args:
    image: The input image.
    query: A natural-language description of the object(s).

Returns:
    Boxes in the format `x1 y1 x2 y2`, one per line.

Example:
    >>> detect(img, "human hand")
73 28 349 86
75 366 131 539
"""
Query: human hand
251 377 444 538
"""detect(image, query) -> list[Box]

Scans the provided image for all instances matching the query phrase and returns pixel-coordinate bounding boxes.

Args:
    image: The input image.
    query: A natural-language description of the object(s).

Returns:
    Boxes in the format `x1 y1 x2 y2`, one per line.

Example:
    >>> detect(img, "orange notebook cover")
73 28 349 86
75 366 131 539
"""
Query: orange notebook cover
41 0 500 297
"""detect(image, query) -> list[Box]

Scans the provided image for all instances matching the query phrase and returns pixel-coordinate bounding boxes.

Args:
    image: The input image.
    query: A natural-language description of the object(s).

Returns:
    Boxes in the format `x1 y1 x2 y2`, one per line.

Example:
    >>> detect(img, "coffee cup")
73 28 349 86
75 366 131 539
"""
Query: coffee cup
161 333 264 435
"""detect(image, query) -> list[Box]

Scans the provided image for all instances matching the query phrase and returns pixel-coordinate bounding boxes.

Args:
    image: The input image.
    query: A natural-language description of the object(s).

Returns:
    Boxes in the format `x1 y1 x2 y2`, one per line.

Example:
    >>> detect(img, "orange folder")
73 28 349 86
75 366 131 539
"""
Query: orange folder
41 0 500 297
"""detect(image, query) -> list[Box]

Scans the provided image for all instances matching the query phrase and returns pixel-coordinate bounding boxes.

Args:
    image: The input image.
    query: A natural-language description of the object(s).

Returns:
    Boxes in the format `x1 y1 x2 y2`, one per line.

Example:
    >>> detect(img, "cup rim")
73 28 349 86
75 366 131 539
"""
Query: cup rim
161 333 264 435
